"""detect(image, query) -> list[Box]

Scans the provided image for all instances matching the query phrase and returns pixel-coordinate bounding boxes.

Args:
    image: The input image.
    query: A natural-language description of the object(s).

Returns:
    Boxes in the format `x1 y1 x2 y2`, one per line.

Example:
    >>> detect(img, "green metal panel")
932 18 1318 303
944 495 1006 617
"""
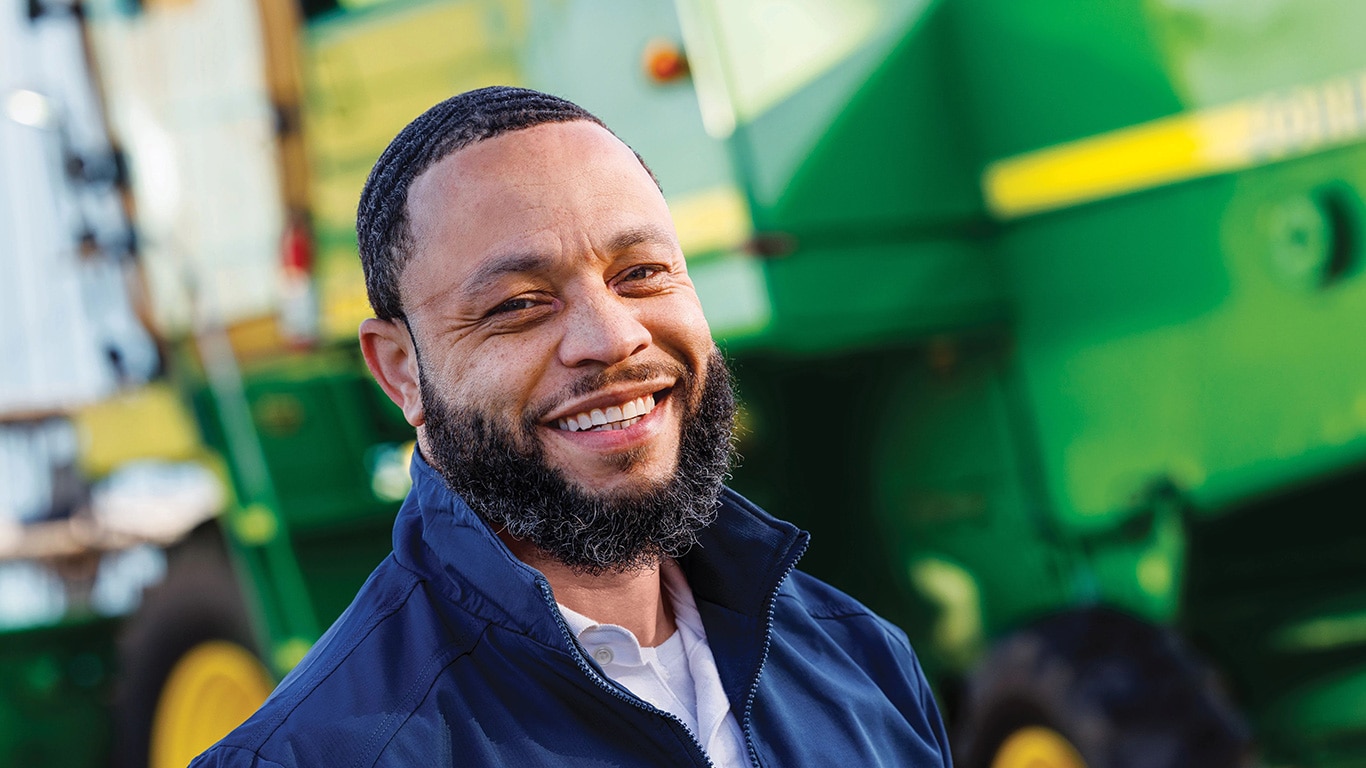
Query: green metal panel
865 341 1075 673
731 0 983 232
949 0 1184 160
998 152 1366 532
0 618 116 768
519 0 735 206
680 0 1366 761
737 238 1005 355
188 346 411 672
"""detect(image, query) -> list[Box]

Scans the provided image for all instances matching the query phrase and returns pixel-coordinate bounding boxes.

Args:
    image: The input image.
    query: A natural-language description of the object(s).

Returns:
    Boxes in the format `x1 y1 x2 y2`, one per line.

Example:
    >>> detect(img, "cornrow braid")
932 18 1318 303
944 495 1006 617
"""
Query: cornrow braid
356 86 607 321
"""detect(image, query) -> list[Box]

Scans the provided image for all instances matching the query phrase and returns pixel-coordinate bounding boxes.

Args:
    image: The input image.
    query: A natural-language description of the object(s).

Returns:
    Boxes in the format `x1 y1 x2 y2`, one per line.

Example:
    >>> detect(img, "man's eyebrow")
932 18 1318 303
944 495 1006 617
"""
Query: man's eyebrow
460 252 553 296
459 226 677 296
606 224 677 254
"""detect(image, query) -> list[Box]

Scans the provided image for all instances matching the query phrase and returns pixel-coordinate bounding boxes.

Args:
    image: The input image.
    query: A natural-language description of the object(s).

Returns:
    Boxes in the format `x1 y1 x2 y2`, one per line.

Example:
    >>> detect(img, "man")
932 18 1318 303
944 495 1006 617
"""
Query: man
194 87 952 767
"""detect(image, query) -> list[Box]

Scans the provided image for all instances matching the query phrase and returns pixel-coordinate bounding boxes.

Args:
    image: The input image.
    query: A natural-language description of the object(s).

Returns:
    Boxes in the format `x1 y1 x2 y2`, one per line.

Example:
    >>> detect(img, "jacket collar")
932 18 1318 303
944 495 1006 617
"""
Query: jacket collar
391 451 808 651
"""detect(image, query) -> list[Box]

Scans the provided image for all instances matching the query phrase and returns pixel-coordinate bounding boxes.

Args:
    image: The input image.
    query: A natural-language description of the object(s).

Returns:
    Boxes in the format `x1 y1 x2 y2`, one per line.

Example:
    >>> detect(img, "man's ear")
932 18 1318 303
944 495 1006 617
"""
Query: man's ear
359 317 425 427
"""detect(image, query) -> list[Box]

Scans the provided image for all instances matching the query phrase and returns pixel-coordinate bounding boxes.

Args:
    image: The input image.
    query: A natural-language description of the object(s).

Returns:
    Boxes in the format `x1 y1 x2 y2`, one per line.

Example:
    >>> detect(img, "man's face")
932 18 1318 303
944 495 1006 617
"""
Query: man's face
400 120 716 499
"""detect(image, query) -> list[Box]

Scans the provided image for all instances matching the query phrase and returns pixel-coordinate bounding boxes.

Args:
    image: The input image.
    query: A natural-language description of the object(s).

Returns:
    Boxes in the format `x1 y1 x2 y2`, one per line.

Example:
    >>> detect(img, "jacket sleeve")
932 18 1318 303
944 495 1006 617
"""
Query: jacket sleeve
873 617 954 767
910 633 955 767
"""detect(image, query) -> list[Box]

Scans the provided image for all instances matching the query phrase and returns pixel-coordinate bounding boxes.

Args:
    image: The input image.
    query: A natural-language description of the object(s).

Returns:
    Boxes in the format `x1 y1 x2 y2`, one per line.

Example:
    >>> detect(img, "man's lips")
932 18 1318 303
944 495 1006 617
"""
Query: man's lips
540 387 674 453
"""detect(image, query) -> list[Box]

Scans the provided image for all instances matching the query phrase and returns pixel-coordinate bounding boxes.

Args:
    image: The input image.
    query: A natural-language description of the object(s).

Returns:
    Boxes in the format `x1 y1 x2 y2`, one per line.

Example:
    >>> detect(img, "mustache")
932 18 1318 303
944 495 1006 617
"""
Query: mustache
526 360 689 424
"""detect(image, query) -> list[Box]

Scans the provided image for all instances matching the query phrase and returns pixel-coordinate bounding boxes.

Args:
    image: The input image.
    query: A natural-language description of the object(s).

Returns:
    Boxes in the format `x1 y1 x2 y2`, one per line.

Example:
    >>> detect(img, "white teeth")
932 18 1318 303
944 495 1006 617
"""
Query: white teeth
554 393 661 431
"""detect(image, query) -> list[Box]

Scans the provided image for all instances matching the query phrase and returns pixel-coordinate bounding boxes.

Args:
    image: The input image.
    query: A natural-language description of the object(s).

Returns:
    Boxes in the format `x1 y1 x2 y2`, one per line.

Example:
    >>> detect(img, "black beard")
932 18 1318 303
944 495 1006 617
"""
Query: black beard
418 348 736 575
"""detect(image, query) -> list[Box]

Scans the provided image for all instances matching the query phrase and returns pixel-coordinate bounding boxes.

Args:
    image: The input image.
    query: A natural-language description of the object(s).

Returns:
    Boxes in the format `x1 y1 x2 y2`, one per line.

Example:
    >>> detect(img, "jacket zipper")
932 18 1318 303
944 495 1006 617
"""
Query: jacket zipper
738 537 810 768
536 578 717 768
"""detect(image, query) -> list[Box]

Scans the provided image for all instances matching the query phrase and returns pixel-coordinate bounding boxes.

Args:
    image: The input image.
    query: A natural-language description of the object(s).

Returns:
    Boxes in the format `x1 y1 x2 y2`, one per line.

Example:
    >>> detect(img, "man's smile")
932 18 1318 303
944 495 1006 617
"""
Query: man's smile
553 391 664 432
540 382 681 463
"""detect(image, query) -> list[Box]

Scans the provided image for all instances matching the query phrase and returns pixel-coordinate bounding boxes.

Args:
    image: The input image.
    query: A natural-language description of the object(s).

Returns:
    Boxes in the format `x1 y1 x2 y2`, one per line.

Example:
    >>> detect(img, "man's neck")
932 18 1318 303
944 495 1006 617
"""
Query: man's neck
501 534 677 647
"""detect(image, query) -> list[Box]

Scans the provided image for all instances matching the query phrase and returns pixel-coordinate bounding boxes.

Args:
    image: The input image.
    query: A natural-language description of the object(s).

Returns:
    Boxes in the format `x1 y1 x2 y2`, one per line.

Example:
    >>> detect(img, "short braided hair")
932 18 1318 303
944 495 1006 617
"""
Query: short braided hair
356 86 608 321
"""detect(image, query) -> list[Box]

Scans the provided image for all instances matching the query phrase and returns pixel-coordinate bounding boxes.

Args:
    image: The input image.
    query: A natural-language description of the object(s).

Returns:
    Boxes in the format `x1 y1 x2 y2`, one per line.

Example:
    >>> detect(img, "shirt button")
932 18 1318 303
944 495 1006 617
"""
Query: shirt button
593 647 614 665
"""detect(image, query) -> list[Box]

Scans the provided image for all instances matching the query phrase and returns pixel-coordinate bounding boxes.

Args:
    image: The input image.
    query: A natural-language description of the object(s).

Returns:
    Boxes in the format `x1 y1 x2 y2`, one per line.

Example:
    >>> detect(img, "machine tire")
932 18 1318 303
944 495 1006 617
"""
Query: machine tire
953 607 1251 768
112 526 274 768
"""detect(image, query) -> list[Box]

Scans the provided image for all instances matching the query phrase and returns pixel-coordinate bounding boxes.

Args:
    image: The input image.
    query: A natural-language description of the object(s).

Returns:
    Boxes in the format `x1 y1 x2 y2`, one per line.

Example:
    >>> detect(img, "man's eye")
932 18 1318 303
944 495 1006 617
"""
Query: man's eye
621 265 664 282
490 297 540 315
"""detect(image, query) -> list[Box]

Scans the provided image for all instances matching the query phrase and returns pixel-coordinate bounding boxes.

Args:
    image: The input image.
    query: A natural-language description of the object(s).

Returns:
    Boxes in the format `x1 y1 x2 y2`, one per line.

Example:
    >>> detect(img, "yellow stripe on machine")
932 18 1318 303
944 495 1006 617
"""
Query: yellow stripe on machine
984 71 1366 220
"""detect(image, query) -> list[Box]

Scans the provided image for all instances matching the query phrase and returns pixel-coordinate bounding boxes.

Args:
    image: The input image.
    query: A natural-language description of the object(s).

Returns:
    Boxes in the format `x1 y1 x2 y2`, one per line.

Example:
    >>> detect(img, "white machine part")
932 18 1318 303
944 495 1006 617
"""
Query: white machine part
0 0 157 415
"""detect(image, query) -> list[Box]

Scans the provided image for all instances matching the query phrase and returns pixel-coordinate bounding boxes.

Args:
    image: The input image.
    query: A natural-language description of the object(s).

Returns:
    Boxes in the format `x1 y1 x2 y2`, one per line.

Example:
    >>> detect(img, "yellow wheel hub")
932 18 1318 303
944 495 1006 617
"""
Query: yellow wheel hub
150 640 274 768
991 726 1088 768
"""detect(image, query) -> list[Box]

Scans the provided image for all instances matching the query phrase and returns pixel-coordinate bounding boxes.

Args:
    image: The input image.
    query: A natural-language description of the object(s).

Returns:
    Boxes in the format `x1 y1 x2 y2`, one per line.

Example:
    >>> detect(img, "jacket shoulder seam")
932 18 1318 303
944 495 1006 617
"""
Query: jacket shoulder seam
797 601 915 650
775 580 875 622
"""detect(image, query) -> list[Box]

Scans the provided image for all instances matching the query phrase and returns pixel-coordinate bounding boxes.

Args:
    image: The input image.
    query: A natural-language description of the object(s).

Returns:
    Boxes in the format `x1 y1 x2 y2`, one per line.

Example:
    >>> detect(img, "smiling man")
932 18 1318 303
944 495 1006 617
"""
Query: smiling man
193 87 952 768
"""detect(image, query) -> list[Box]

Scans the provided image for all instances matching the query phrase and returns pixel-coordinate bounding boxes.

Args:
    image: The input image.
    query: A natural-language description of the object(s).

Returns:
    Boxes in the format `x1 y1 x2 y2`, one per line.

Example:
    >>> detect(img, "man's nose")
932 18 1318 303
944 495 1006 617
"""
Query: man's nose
557 291 651 368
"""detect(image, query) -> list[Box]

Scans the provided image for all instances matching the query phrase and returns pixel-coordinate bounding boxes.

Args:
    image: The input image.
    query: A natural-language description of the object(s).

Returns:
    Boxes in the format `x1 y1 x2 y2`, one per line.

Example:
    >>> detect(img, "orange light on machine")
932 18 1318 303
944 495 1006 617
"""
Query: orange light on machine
643 39 689 84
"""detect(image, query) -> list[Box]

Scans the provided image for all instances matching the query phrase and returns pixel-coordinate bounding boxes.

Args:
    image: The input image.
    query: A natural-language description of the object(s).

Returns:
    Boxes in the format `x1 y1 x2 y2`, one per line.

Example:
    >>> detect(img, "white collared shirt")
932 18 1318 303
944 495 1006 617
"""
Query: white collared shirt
558 560 749 767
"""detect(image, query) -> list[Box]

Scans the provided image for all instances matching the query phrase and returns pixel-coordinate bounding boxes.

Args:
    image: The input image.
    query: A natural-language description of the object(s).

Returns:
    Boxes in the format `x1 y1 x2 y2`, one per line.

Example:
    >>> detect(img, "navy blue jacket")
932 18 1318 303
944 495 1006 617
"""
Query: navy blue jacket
193 455 952 767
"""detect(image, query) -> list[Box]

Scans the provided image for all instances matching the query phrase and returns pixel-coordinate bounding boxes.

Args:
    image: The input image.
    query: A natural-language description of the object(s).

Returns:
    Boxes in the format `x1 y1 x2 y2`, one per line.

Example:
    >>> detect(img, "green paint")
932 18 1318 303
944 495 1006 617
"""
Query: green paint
0 620 116 767
682 0 1366 760
272 637 316 675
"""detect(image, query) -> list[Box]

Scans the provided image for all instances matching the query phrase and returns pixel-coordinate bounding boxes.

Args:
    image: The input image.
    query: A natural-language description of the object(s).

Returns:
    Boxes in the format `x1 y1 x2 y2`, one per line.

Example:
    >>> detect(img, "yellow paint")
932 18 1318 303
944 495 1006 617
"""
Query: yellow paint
231 503 279 545
909 557 983 668
1137 550 1173 598
272 637 315 674
991 726 1088 768
1274 611 1366 653
73 383 203 477
985 71 1366 219
669 185 752 256
225 314 288 360
320 259 375 341
150 641 274 768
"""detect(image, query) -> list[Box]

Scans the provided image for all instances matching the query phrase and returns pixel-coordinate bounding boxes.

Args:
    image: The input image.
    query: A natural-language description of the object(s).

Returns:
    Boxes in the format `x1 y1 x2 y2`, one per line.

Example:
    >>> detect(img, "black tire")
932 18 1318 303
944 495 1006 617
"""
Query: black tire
954 607 1252 768
111 525 265 768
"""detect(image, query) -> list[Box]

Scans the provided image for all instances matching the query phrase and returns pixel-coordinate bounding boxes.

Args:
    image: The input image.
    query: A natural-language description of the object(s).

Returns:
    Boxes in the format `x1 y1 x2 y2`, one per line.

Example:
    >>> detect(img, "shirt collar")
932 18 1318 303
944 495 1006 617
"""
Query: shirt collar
556 558 698 644
557 600 599 638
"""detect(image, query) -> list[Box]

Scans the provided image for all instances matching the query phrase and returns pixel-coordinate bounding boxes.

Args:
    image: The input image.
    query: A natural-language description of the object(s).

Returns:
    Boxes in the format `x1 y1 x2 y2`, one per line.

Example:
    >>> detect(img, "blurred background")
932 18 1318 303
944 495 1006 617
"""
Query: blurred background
4 0 1366 765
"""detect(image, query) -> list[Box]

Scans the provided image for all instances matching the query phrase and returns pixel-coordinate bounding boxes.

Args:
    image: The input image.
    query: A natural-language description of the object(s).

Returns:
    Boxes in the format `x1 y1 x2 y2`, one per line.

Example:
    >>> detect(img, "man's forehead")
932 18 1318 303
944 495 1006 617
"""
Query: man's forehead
408 122 664 247
409 120 642 204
